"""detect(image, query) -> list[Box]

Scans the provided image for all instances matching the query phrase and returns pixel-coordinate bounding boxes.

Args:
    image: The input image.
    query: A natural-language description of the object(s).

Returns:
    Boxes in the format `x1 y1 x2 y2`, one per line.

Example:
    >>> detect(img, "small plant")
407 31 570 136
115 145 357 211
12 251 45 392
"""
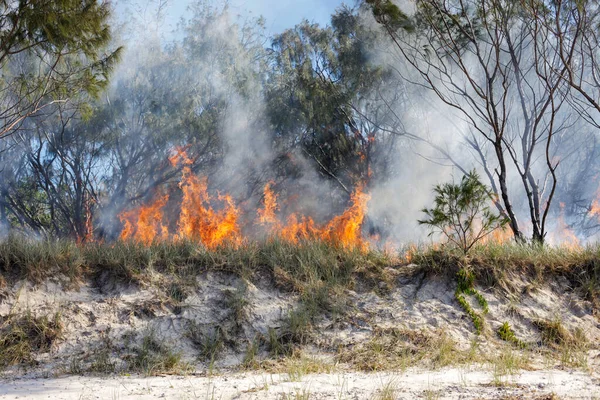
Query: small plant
186 323 224 362
454 267 488 334
373 378 398 400
223 287 250 328
89 330 117 373
490 347 527 386
126 330 187 375
242 336 261 369
497 322 526 349
533 319 570 347
419 170 507 254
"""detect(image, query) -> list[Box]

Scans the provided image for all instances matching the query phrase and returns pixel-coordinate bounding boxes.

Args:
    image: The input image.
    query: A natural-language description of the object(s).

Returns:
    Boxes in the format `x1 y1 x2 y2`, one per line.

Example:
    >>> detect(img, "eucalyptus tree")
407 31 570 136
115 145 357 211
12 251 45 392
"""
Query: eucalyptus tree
266 7 406 197
366 0 579 243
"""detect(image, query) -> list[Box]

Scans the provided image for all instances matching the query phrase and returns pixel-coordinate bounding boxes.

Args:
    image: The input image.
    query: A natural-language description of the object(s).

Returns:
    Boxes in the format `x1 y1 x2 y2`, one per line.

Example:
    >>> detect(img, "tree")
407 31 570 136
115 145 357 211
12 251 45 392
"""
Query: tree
266 7 405 198
366 0 576 244
0 0 121 138
419 170 507 254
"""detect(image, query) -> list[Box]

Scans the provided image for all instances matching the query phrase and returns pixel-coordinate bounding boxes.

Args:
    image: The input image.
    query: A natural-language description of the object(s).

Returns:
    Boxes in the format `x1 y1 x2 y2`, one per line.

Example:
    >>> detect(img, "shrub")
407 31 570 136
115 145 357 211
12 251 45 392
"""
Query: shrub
419 170 507 254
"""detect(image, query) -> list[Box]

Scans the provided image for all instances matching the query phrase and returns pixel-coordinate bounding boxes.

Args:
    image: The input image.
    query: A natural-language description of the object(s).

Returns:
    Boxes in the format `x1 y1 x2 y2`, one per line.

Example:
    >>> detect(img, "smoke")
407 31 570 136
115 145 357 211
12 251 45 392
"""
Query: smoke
3 0 600 246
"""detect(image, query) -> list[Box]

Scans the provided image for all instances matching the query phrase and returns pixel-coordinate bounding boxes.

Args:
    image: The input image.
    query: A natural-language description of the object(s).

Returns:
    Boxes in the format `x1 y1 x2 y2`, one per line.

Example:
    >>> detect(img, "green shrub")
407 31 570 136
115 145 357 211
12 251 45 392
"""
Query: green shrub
419 170 508 254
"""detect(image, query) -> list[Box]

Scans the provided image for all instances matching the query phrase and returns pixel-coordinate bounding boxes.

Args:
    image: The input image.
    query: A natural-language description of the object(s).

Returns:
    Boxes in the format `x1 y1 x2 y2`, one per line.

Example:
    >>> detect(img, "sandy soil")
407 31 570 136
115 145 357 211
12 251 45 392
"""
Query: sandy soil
2 267 600 399
1 368 599 399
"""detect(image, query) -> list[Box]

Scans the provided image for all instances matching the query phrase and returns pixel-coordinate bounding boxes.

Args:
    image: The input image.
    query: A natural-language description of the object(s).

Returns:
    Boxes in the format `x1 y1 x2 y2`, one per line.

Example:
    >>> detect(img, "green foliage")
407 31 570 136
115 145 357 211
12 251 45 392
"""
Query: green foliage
455 291 485 334
365 0 414 32
419 170 507 254
497 322 526 348
455 267 487 334
0 0 121 137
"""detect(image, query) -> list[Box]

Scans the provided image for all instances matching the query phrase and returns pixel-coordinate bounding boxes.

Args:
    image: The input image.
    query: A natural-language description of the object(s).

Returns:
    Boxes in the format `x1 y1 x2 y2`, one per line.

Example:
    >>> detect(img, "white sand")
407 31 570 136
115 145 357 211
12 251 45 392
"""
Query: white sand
1 368 599 399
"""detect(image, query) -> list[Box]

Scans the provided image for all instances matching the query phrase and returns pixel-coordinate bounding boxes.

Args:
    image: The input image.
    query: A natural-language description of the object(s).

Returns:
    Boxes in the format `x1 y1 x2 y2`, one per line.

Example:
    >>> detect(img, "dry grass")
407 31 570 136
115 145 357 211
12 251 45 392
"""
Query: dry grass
124 330 190 375
0 311 63 368
411 243 600 311
336 327 475 371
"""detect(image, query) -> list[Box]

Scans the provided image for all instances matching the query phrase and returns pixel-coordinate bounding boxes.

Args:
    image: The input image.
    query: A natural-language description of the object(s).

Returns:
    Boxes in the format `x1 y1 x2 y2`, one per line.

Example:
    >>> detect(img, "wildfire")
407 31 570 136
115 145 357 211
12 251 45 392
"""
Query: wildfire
170 148 243 248
119 192 169 245
480 226 513 245
550 202 580 249
320 185 370 250
257 181 279 226
257 181 371 250
118 149 370 250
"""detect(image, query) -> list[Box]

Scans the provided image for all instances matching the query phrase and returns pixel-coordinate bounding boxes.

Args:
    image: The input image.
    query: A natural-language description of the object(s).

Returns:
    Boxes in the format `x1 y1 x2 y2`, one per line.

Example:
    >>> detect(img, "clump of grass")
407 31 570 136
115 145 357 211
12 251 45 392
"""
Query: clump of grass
125 330 188 375
490 347 528 386
259 351 335 381
186 323 224 363
268 308 314 359
242 336 261 369
497 322 526 349
0 236 84 285
222 286 250 328
534 319 570 347
336 327 467 371
0 312 63 369
372 379 398 400
534 319 589 367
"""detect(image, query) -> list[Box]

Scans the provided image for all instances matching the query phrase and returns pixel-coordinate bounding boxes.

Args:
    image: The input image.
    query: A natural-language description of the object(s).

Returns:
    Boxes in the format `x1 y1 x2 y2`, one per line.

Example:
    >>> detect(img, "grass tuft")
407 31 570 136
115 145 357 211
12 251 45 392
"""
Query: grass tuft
0 312 63 369
125 330 188 375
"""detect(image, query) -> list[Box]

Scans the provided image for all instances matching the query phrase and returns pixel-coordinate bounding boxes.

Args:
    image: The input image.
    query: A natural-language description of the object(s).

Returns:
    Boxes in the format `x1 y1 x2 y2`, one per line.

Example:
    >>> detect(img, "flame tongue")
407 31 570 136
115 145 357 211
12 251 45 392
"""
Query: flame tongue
257 182 370 250
320 186 370 250
119 148 370 250
173 152 242 248
257 181 279 226
119 192 169 245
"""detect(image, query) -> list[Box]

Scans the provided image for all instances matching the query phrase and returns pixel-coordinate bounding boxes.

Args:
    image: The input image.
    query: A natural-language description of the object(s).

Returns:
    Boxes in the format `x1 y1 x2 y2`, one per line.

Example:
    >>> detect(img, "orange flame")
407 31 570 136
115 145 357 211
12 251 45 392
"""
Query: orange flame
119 192 169 245
480 226 513 245
257 183 370 250
257 181 279 226
120 148 370 251
171 150 242 248
320 185 370 250
549 202 580 249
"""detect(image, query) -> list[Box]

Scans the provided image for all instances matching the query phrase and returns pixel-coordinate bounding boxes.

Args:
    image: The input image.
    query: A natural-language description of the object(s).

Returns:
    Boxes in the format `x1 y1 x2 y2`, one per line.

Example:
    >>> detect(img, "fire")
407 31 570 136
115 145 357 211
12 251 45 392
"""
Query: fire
257 181 279 226
320 186 370 250
480 226 513 245
257 182 371 250
119 148 370 250
170 149 243 248
119 192 169 245
549 202 580 249
404 244 417 263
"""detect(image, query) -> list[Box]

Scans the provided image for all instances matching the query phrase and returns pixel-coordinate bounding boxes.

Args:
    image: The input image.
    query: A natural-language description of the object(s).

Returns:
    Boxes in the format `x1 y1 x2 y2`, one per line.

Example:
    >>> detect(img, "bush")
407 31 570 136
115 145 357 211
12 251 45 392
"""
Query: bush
419 170 507 254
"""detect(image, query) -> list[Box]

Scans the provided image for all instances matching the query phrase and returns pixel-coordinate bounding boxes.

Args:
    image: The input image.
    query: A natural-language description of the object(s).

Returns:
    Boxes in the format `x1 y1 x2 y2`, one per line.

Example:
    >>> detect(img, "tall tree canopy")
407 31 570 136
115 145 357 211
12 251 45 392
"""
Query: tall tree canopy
0 0 121 138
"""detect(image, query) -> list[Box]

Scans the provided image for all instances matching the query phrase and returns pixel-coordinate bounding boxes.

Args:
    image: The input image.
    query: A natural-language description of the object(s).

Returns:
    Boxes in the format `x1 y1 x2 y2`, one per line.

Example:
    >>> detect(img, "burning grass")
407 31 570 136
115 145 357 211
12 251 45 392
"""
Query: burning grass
1 236 599 307
0 236 392 295
118 148 371 251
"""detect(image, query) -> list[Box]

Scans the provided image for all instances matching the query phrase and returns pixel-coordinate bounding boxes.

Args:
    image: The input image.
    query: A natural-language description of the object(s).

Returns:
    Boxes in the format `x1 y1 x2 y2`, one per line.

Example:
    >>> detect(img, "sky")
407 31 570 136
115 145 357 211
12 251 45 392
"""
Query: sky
162 0 347 35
